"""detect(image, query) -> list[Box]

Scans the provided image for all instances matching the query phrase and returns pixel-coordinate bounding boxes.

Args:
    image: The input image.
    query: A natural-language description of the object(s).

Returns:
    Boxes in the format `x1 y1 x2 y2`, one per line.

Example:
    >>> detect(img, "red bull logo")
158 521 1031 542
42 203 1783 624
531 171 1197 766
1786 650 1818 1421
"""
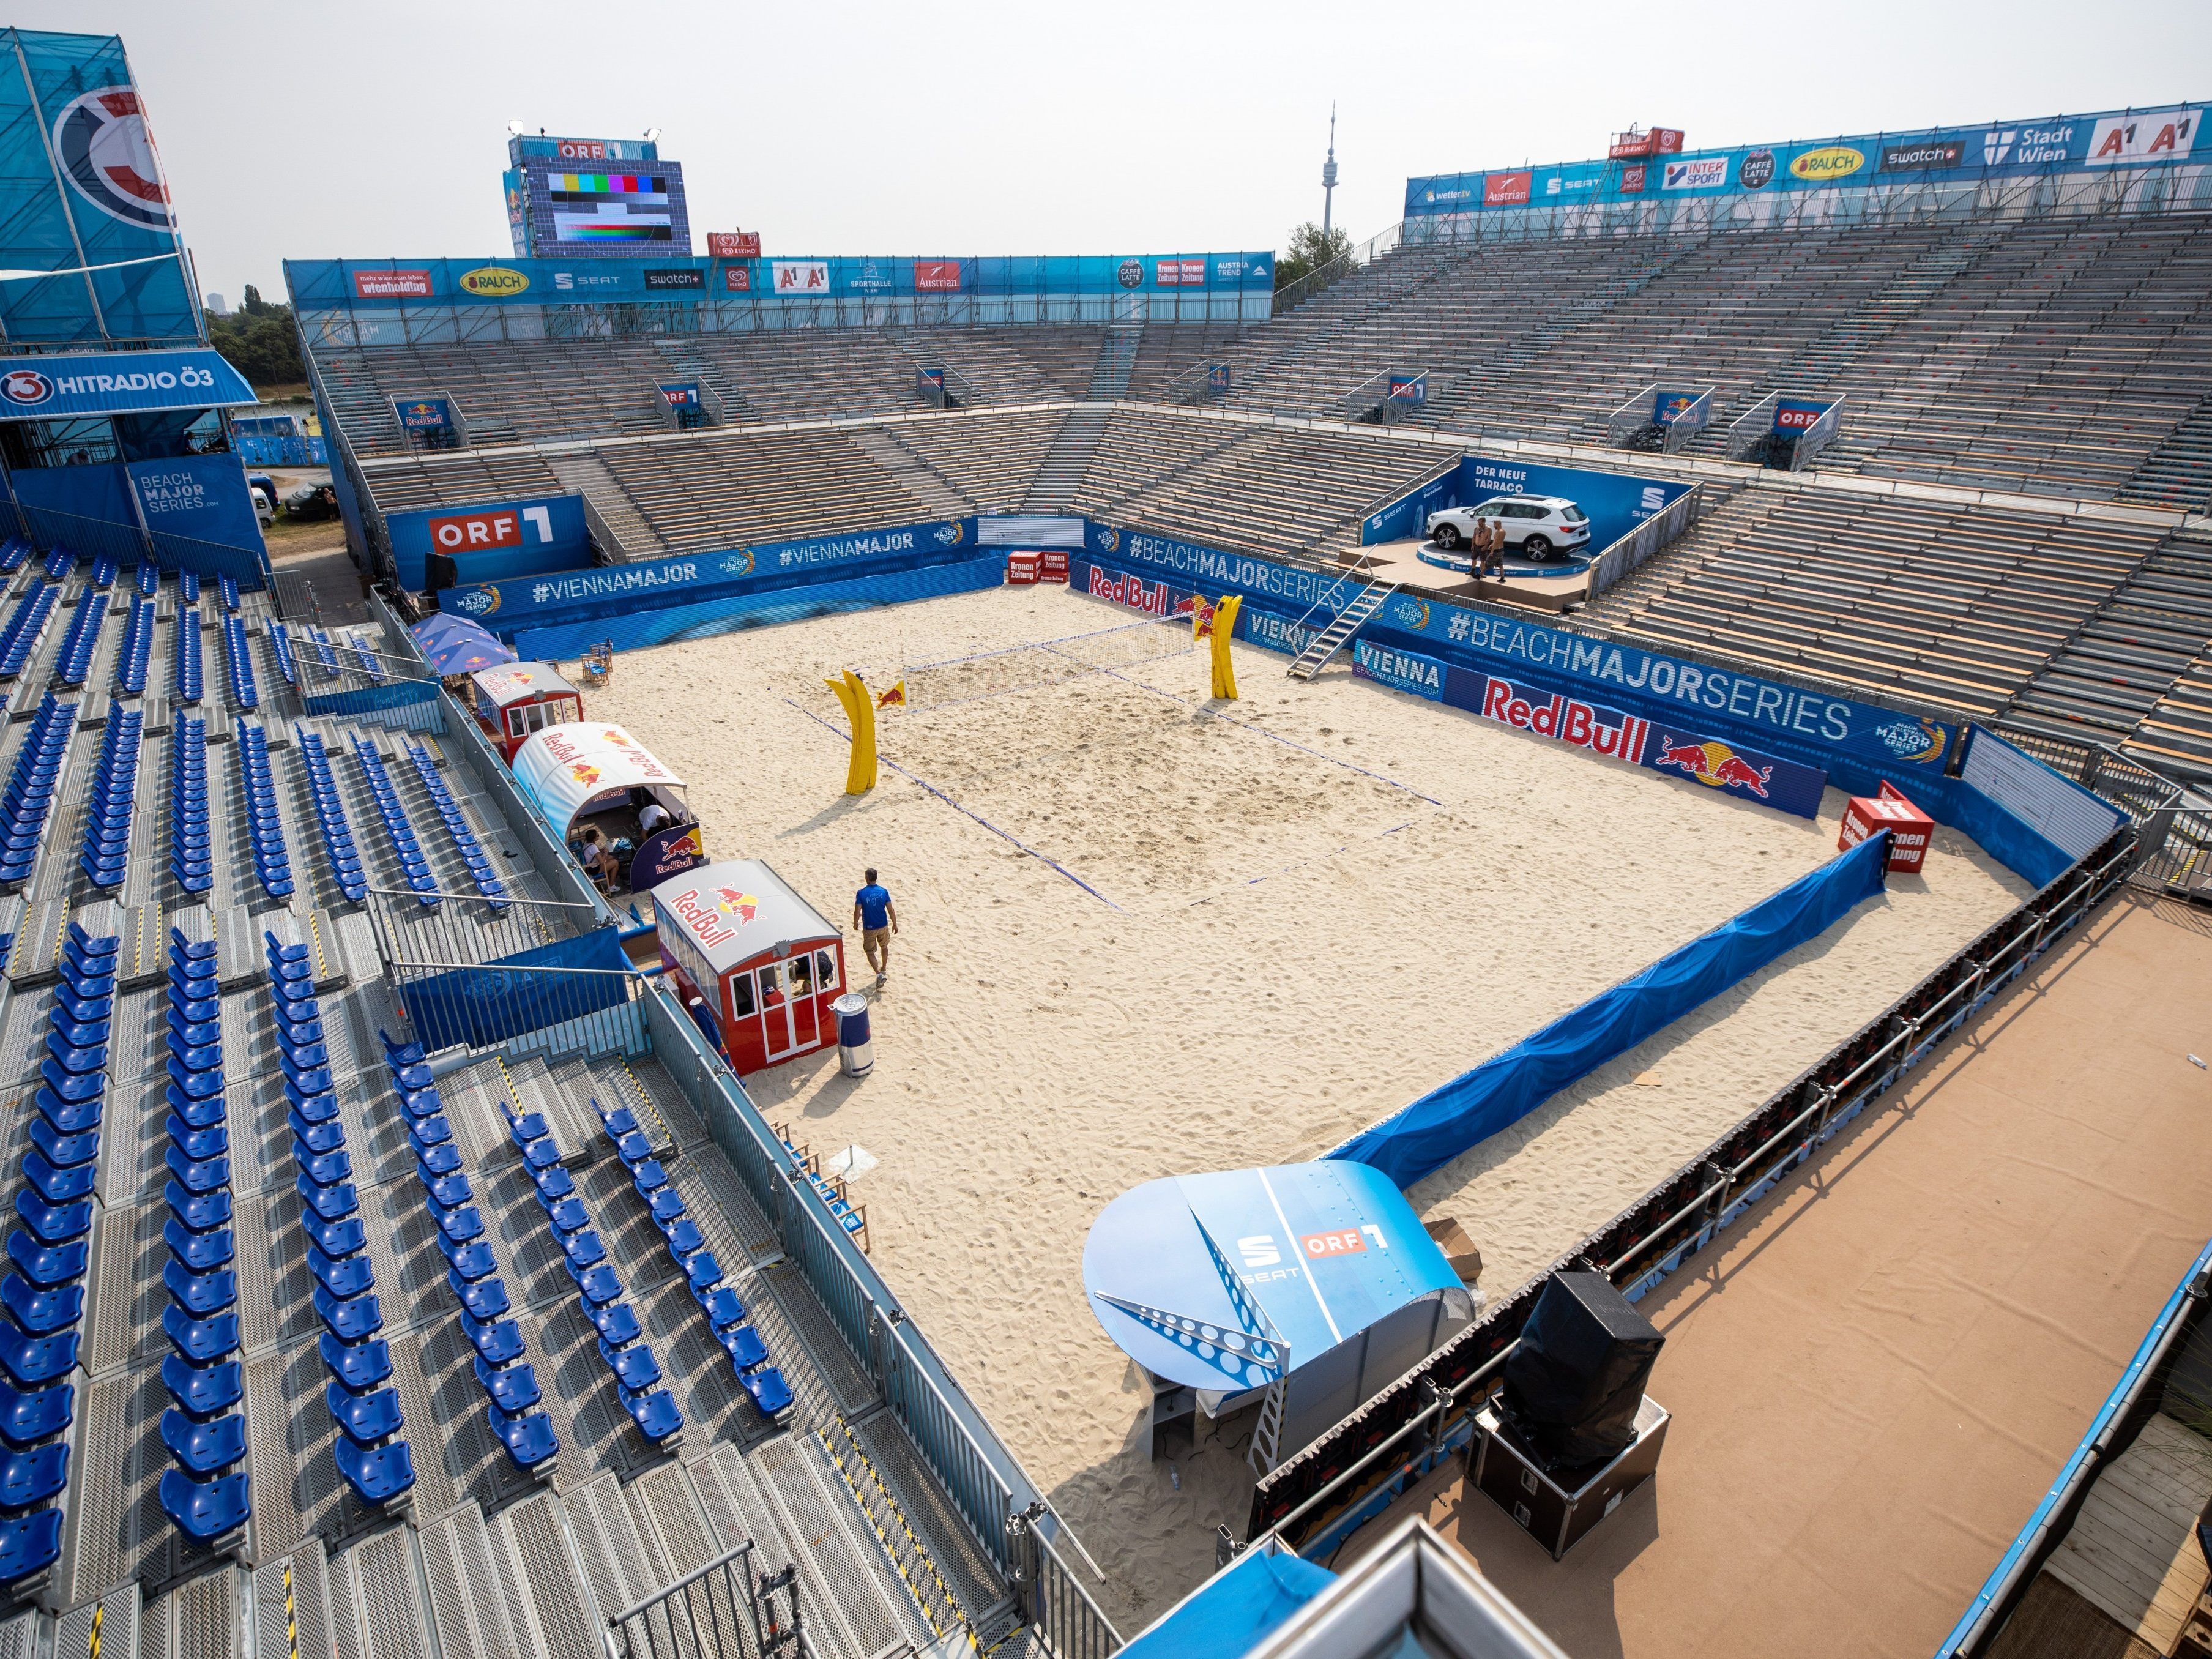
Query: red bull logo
568 762 601 788
1478 677 1651 762
1652 736 1773 797
1087 565 1175 618
665 883 755 950
713 887 759 925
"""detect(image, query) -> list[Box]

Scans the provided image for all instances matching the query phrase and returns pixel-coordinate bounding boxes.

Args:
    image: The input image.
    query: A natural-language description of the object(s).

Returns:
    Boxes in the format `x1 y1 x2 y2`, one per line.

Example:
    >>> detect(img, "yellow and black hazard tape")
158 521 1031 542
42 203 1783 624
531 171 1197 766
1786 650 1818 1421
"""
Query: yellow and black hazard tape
817 1416 981 1653
617 1054 677 1149
283 1560 302 1659
86 1602 101 1659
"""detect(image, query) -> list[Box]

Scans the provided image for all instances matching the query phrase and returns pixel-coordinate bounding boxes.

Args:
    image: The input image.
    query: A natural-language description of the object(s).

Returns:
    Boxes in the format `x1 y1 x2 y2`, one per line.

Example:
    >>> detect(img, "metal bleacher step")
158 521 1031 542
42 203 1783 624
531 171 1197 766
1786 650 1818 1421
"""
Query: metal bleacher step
142 1564 241 1659
326 1524 434 1659
1287 580 1397 680
54 1583 140 1659
417 1502 529 1659
253 1541 336 1659
486 1489 606 1659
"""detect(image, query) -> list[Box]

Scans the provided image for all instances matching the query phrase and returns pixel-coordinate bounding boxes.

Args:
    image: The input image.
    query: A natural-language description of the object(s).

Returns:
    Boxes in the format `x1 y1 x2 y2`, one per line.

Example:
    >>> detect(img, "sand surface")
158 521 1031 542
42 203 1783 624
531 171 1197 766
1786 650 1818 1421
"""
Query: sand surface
587 584 2028 1629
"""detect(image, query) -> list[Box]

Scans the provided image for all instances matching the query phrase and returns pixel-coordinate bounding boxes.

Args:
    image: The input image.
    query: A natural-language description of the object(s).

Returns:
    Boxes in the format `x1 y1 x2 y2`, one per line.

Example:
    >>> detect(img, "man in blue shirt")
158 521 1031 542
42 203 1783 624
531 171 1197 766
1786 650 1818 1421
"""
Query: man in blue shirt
853 868 898 984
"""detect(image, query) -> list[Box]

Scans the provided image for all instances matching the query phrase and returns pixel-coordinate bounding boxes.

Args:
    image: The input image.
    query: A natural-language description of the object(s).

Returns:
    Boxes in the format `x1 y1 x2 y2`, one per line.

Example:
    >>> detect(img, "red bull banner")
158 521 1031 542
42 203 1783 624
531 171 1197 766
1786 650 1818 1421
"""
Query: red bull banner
1645 727 1827 819
1470 671 1652 764
1086 563 1179 618
631 821 707 889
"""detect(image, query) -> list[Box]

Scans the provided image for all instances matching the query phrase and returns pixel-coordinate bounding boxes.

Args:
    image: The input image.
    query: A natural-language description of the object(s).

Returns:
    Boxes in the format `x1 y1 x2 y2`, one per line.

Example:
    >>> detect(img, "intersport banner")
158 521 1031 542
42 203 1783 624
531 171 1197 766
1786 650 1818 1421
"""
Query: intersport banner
1406 102 2208 217
0 29 198 345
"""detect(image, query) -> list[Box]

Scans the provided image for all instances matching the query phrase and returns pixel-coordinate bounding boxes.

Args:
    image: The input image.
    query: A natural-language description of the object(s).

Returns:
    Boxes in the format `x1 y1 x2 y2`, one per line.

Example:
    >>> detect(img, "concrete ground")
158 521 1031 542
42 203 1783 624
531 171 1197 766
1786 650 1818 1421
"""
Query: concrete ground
1333 892 2212 1659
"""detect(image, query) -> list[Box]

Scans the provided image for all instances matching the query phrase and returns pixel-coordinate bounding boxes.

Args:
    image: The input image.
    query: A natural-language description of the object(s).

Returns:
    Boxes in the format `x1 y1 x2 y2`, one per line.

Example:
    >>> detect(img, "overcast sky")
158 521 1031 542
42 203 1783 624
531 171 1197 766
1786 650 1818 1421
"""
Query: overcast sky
23 0 2211 305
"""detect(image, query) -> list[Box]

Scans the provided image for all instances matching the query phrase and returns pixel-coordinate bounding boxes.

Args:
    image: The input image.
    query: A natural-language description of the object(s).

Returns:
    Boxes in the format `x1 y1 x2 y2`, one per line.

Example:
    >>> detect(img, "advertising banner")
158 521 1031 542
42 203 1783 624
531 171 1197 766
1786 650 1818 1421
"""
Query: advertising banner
1351 638 1447 702
1360 453 1691 548
292 250 1281 310
385 493 590 591
1644 726 1827 817
658 382 701 408
706 231 761 259
1385 372 1429 406
395 397 452 431
442 518 975 630
1406 102 2210 219
0 31 198 345
0 348 257 419
126 454 266 553
631 822 708 888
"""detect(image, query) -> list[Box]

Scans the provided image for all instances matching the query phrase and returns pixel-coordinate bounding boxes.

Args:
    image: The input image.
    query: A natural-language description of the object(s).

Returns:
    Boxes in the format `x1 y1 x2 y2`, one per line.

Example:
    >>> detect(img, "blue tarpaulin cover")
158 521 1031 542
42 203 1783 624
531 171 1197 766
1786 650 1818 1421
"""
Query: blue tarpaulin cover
1330 832 1891 1189
1118 1547 1335 1659
1084 1162 1463 1392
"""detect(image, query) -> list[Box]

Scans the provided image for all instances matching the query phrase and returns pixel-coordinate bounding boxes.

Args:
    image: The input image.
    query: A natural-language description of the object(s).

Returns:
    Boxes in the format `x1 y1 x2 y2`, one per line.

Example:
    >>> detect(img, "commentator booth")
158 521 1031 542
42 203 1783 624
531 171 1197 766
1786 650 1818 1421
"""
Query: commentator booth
508 722 703 890
469 662 584 762
1085 1161 1474 1472
646 859 847 1073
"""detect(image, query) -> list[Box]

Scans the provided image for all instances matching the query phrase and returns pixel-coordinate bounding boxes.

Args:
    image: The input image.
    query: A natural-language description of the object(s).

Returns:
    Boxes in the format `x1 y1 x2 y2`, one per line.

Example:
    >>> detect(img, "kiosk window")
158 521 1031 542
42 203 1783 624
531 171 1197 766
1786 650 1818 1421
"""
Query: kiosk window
758 967 783 1005
731 974 755 1017
814 950 838 991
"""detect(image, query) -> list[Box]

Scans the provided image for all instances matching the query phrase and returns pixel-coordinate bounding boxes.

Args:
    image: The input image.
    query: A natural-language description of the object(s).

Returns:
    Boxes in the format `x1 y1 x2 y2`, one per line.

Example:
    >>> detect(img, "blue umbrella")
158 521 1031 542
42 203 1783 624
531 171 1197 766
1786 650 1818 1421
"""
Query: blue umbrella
412 613 516 676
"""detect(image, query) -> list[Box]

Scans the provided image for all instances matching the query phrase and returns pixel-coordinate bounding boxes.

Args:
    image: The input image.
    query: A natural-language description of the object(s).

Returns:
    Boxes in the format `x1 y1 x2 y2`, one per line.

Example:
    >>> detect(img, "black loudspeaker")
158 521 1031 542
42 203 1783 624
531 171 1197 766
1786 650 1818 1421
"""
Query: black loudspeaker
426 552 459 592
1500 1271 1663 1469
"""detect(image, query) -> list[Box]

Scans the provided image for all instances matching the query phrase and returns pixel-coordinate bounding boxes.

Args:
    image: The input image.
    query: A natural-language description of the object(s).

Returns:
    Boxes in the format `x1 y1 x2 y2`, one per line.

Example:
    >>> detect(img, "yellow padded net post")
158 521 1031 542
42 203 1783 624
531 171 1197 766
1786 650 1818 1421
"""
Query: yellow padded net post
1210 596 1242 701
824 670 879 794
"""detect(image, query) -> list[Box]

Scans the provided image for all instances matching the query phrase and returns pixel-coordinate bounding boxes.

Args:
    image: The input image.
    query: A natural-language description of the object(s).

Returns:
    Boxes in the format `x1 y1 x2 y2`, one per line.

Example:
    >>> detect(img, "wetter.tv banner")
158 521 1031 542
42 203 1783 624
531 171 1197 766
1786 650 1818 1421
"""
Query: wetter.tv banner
1350 639 1826 816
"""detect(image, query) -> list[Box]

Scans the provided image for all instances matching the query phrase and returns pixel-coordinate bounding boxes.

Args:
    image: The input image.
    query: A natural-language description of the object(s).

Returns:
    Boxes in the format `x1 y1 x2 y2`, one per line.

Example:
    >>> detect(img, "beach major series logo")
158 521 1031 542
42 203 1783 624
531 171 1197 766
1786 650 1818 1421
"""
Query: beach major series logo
1387 595 1431 632
1095 528 1120 554
1650 735 1773 797
450 586 499 617
1874 717 1946 764
934 522 964 547
720 551 754 577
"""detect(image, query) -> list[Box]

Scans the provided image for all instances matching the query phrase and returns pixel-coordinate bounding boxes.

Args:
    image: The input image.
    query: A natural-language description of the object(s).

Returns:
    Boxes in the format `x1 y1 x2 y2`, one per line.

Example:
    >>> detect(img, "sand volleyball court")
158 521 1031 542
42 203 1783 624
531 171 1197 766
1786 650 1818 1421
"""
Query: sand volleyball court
587 583 2028 1626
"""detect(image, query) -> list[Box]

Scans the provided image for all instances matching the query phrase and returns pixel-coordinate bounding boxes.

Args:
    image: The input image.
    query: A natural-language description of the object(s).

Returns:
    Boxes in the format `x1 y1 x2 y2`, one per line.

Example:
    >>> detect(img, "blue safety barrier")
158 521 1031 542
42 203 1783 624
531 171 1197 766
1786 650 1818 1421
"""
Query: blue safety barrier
1329 833 1893 1188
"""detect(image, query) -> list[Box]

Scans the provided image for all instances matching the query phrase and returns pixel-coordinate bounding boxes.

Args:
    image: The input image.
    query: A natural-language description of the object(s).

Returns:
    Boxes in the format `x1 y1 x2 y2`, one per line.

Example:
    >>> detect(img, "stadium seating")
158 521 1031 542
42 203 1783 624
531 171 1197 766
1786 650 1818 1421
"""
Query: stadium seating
173 607 203 704
403 744 508 909
0 695 76 888
169 717 212 895
294 728 368 903
220 613 259 710
78 706 143 889
234 723 294 900
48 585 106 688
0 584 60 681
113 592 154 696
351 736 440 903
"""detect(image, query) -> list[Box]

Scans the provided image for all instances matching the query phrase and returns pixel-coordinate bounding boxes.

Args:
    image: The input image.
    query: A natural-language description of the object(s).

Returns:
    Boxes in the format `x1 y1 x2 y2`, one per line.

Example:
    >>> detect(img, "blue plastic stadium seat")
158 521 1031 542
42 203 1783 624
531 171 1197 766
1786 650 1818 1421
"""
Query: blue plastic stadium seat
4 1233 82 1291
0 1442 67 1511
461 1316 525 1366
312 1286 381 1343
488 1406 557 1474
719 1325 769 1371
622 1388 683 1447
160 1407 245 1475
437 1206 484 1245
160 1354 242 1420
158 1467 250 1541
162 1306 239 1366
287 1087 340 1125
449 1271 510 1322
601 1105 641 1139
589 1301 642 1348
406 1116 453 1153
164 1146 229 1195
324 1381 403 1446
569 1262 622 1308
631 1160 669 1197
543 1196 590 1236
419 1169 472 1211
0 1277 79 1338
14 1191 90 1247
0 1504 61 1583
696 1287 746 1332
561 1231 606 1271
167 1180 233 1233
163 1218 233 1274
21 1151 95 1207
163 1259 237 1318
320 1333 392 1395
743 1367 794 1418
414 1141 462 1177
531 1164 575 1201
473 1356 540 1414
439 1239 496 1282
0 1379 70 1450
297 1176 358 1221
518 1137 560 1172
295 1146 352 1188
508 1111 549 1146
0 1321 72 1392
307 1248 375 1302
333 1436 414 1507
39 1061 103 1104
683 1252 724 1295
613 1130 654 1167
647 1189 687 1226
661 1218 706 1259
24 1118 96 1171
288 1113 344 1156
304 1214 367 1259
600 1340 661 1392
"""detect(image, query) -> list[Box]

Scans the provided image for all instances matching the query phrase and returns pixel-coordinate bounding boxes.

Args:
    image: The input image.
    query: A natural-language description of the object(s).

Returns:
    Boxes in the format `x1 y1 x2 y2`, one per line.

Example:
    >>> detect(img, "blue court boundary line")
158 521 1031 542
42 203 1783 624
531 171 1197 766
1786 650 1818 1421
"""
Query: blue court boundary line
783 698 1125 912
1182 819 1419 909
1037 642 1447 808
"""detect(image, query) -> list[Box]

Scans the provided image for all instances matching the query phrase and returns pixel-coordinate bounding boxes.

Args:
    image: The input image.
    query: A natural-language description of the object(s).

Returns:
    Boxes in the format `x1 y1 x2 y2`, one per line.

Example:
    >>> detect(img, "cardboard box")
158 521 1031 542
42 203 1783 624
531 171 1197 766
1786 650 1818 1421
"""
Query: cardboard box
1424 1217 1484 1287
1838 781 1934 873
1005 551 1039 586
1038 550 1069 583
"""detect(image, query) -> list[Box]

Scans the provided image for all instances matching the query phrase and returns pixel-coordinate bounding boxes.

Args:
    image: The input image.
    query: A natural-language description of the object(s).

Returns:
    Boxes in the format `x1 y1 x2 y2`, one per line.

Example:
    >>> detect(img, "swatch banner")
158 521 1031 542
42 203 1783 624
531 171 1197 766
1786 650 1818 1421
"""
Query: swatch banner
1406 102 2208 217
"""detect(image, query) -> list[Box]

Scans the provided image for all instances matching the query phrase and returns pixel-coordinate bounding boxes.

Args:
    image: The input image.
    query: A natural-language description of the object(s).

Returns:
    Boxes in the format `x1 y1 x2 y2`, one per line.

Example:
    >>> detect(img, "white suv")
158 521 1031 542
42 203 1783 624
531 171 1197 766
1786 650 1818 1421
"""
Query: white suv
1426 494 1590 562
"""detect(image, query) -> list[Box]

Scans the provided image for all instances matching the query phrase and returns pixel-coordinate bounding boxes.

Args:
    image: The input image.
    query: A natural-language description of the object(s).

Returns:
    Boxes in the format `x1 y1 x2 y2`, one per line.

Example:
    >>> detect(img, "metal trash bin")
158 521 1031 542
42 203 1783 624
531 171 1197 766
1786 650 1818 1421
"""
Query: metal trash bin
832 993 873 1078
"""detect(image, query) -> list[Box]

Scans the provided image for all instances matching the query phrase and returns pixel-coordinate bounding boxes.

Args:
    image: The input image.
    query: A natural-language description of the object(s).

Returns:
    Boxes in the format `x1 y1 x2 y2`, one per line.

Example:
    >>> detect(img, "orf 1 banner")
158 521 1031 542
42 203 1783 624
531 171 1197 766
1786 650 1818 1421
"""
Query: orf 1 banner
1645 728 1827 818
384 492 590 591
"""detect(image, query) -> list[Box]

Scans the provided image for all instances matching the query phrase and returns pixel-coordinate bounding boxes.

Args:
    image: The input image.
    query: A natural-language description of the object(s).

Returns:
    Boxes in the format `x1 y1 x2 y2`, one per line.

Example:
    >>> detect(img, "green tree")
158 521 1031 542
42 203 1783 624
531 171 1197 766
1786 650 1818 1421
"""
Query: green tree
206 285 306 390
1275 222 1354 291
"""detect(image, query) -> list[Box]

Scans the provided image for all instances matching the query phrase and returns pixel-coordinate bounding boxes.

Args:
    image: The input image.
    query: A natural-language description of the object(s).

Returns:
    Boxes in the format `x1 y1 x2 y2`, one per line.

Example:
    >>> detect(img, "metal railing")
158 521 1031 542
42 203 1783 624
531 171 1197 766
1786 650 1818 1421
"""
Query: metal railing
635 985 1125 1655
1723 391 1781 464
1584 482 1705 601
1602 386 1715 455
0 496 272 591
1242 820 2145 1557
605 1537 817 1659
1271 222 1402 317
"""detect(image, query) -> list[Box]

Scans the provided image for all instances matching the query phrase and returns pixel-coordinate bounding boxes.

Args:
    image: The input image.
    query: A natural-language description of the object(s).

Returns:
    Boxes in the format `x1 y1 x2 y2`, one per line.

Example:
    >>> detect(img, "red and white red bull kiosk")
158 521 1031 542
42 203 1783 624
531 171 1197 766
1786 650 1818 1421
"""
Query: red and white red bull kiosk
468 663 584 762
649 860 848 1073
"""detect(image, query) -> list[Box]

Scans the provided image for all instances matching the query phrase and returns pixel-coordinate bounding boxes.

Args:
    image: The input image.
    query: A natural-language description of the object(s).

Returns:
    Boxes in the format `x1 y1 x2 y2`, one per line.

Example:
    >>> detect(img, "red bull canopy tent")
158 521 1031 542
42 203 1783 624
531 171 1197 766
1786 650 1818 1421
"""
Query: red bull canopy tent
509 721 687 841
1084 1163 1471 1466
